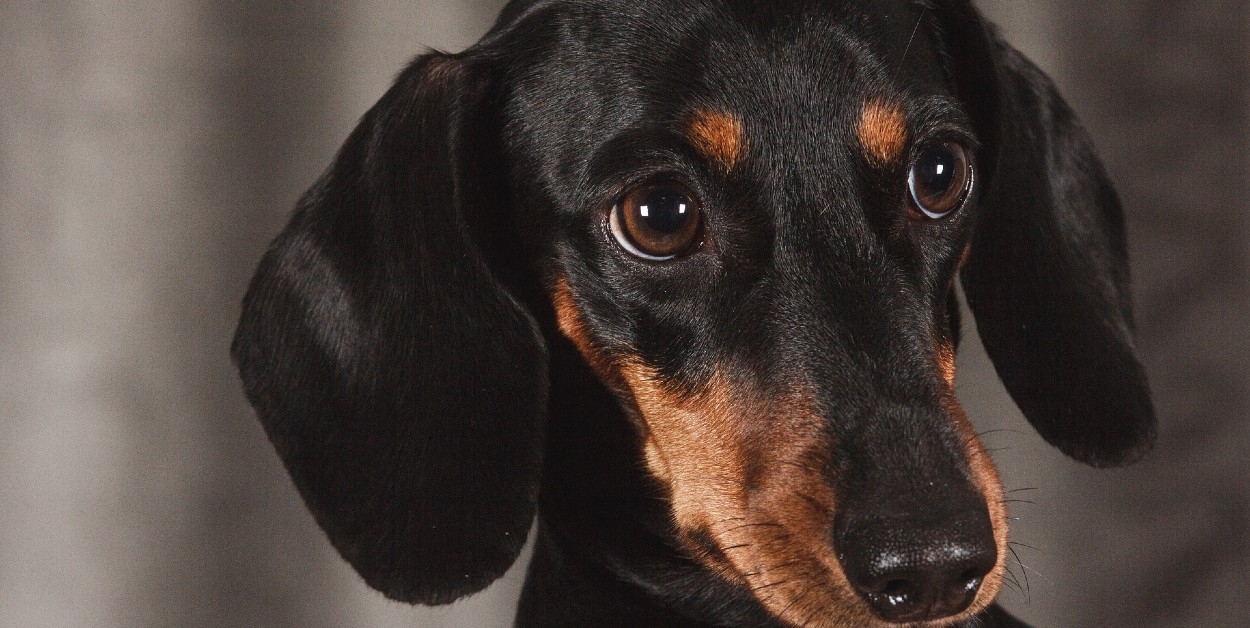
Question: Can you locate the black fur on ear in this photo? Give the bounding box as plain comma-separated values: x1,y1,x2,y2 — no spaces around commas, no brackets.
231,51,547,604
933,1,1157,467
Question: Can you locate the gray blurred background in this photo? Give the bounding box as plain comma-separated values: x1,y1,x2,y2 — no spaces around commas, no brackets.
1,1,1246,626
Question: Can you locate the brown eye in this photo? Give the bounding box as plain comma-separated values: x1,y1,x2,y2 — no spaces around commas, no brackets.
610,183,703,260
908,141,974,220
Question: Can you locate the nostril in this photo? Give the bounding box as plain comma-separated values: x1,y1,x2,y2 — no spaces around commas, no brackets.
956,567,985,595
868,578,919,616
843,554,991,623
939,565,990,613
866,578,917,610
879,579,910,598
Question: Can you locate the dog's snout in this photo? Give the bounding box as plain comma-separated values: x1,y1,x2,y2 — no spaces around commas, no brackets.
835,505,997,623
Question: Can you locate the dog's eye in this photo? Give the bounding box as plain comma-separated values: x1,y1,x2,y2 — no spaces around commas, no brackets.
908,141,974,220
610,183,703,260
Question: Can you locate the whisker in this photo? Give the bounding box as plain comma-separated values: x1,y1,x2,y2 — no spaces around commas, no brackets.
1012,552,1055,588
1008,541,1041,552
721,521,784,533
1003,579,1023,596
775,583,808,618
1001,566,1023,594
977,428,1025,438
1007,544,1032,600
752,579,791,592
777,460,815,472
747,559,804,579
965,605,988,628
800,601,822,628
755,570,814,608
757,533,793,549
896,6,928,75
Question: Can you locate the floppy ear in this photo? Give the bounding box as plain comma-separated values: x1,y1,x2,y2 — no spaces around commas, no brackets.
936,3,1157,467
231,53,547,604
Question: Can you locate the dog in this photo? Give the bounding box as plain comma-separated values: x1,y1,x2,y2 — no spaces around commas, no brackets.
232,1,1156,625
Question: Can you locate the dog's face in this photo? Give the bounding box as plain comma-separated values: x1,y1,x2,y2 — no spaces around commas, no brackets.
512,4,1001,623
233,1,1156,626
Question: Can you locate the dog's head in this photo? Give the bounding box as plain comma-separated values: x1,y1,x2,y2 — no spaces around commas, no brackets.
233,1,1155,625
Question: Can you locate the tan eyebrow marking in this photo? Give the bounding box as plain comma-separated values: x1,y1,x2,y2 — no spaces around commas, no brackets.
686,109,746,171
858,99,909,165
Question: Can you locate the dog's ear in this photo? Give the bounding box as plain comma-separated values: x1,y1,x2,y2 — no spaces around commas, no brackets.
231,53,546,604
934,3,1156,467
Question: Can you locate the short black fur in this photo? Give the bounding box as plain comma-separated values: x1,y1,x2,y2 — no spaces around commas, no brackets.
232,0,1154,625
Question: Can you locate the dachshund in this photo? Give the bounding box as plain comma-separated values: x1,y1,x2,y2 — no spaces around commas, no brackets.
232,0,1156,626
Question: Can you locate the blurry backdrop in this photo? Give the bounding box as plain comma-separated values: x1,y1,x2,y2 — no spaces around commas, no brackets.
1,1,1246,626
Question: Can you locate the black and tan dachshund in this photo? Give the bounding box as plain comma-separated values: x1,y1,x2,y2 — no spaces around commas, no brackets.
232,0,1156,625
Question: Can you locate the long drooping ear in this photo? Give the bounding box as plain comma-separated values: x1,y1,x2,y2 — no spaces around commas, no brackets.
231,53,547,604
935,2,1156,467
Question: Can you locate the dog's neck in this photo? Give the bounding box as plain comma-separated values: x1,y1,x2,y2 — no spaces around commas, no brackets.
517,523,720,626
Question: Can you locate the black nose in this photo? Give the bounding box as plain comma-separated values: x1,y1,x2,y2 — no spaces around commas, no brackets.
835,505,997,623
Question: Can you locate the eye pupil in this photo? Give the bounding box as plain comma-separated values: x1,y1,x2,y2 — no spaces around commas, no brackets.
637,188,691,235
909,141,973,220
611,183,703,260
919,145,956,194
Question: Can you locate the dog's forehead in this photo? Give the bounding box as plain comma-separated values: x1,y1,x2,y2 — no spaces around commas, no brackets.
502,0,954,198
528,0,946,83
598,1,933,92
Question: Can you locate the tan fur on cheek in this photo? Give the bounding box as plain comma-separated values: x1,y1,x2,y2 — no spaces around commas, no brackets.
547,278,922,626
686,109,746,171
628,377,876,627
620,366,747,530
858,99,908,165
550,277,627,391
